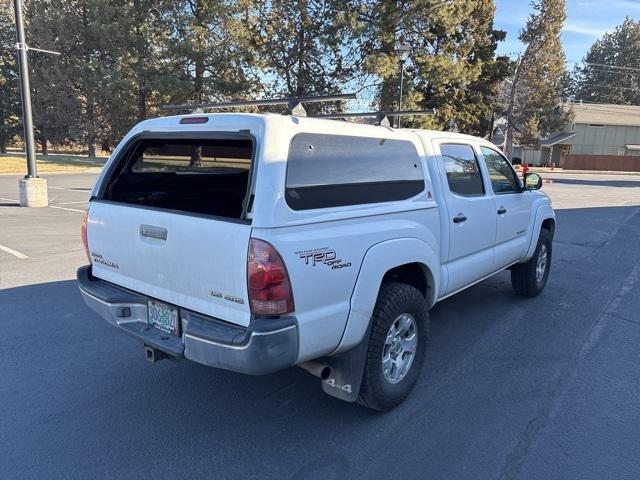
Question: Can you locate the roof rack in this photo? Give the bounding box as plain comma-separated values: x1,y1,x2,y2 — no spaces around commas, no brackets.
313,109,436,127
161,93,357,116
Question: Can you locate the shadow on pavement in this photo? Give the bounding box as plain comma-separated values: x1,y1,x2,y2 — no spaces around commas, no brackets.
549,178,640,188
2,205,639,479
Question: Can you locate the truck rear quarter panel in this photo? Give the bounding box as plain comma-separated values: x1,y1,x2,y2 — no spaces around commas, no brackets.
253,207,439,362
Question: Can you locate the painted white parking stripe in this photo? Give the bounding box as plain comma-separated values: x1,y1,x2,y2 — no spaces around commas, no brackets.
58,201,88,205
0,243,28,259
0,196,84,212
48,186,88,192
49,205,85,214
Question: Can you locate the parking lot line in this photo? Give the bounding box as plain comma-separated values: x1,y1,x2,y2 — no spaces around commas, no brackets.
0,197,84,213
48,186,89,192
0,243,28,259
58,201,88,205
49,205,85,214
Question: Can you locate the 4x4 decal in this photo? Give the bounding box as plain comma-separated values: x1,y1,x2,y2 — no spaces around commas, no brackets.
296,247,352,270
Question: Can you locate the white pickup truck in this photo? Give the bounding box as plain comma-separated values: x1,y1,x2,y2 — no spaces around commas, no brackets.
78,112,555,410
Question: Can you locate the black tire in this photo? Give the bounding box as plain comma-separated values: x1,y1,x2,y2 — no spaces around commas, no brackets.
357,281,429,411
511,228,552,297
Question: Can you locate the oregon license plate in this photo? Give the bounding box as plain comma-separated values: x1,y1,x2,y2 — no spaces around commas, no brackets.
148,300,179,335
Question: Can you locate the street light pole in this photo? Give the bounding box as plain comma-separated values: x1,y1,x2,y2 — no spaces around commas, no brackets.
13,0,49,207
394,42,411,128
398,60,406,128
13,0,37,178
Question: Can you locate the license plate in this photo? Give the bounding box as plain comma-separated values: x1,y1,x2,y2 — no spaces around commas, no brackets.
147,300,180,335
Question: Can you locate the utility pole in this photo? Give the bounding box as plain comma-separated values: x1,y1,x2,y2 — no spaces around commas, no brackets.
504,55,521,162
13,0,57,207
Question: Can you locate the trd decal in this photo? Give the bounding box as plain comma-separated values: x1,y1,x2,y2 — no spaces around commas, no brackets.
296,247,352,270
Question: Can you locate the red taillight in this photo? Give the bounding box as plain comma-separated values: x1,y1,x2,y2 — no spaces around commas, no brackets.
81,210,91,263
247,238,294,316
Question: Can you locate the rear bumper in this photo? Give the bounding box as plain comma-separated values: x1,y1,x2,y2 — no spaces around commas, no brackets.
76,266,298,375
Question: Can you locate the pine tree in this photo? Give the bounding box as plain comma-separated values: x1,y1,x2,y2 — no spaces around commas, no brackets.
0,1,21,153
356,0,509,134
26,0,83,154
164,0,258,105
244,0,359,114
572,18,640,105
508,0,572,151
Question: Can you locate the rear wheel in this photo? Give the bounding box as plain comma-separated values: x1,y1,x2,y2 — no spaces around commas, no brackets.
358,282,429,411
511,228,552,297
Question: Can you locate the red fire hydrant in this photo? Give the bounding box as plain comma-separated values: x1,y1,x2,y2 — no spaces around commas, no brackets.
522,163,530,182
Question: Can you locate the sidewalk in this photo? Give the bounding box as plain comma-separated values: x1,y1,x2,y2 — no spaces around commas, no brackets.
520,166,640,176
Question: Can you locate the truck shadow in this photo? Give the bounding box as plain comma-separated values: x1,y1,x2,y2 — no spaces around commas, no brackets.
3,205,638,478
0,273,547,479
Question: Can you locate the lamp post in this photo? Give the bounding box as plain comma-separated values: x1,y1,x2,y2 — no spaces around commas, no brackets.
12,0,59,207
394,42,411,128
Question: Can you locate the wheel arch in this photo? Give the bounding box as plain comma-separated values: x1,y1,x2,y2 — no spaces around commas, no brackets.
332,238,439,354
523,204,556,262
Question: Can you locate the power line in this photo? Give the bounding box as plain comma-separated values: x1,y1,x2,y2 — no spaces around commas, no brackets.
584,62,640,73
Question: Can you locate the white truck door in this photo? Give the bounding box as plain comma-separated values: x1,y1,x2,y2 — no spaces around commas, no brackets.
434,142,497,295
477,145,531,268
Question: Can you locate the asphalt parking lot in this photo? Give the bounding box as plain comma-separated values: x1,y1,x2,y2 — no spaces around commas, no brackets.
2,171,640,479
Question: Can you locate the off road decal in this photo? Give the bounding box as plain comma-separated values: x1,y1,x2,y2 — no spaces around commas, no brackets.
296,247,352,270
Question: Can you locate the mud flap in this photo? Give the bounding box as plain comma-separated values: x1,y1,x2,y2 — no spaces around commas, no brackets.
319,323,372,402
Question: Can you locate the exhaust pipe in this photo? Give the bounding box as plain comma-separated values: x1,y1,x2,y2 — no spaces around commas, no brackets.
144,346,167,363
298,361,331,380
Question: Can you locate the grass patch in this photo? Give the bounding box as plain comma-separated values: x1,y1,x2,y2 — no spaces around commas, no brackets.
0,153,108,174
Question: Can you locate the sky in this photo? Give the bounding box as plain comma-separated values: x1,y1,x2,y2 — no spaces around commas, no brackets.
494,0,640,67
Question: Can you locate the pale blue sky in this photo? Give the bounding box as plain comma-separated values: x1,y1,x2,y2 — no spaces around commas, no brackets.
494,0,640,66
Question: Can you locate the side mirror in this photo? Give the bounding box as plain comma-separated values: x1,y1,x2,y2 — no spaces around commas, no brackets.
524,173,543,190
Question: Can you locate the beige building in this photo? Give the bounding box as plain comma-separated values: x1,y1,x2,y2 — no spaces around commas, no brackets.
521,103,640,168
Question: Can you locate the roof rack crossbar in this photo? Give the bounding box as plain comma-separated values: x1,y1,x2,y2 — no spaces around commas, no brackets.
313,109,436,127
161,93,357,116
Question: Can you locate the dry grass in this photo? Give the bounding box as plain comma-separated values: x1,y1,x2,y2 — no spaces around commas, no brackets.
0,153,108,174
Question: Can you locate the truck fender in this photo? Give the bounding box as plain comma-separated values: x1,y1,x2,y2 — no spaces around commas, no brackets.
523,204,556,262
316,238,439,402
337,237,439,354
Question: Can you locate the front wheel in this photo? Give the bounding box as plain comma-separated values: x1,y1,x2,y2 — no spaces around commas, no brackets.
357,282,429,411
511,228,552,297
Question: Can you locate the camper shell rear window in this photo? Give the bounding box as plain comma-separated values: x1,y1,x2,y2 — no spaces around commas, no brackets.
98,133,255,220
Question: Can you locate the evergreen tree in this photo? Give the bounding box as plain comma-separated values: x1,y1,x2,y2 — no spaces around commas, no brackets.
164,0,258,105
356,0,509,134
247,0,360,111
26,0,83,154
0,1,21,153
509,0,572,150
572,18,640,105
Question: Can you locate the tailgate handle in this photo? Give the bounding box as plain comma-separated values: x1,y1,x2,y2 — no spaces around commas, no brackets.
140,225,167,241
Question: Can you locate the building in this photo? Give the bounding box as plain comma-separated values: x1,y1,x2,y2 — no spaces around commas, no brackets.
523,102,640,170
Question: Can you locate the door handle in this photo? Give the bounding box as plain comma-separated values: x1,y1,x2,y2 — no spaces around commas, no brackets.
453,215,467,224
497,207,507,215
140,225,167,240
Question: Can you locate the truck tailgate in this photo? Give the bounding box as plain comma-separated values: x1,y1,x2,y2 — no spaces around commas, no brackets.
87,201,252,327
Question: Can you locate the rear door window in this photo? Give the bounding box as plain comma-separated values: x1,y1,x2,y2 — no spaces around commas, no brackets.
285,133,425,210
439,144,485,196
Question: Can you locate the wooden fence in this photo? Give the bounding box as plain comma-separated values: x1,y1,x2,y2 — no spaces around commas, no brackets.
564,154,640,172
